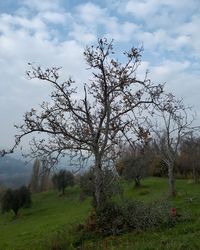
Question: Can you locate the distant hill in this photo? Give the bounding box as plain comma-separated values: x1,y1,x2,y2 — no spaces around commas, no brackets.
0,155,31,188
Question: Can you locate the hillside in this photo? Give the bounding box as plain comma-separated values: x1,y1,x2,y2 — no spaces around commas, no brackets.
0,156,31,188
0,178,199,249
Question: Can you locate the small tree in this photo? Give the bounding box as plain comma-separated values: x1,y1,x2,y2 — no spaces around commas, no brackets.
116,145,148,187
152,94,193,197
18,186,32,208
29,158,51,193
1,189,13,214
1,186,32,216
52,170,74,195
40,159,51,192
29,158,40,193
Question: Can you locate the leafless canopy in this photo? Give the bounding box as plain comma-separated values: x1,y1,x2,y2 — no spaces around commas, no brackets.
1,38,165,170
150,92,195,196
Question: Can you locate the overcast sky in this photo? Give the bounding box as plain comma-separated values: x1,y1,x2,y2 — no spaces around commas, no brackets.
0,0,200,150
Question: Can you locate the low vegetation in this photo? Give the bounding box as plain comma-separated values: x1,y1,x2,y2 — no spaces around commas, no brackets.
0,177,199,249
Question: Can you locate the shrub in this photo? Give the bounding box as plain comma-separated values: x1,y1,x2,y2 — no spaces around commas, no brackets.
82,199,180,237
122,200,171,231
95,202,125,235
1,186,32,216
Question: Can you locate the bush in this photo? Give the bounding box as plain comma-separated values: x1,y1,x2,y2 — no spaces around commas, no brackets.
122,200,171,231
82,199,180,237
1,186,32,216
95,202,125,235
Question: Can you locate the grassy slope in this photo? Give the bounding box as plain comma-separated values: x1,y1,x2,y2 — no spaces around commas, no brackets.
0,178,200,249
0,187,91,250
84,178,200,249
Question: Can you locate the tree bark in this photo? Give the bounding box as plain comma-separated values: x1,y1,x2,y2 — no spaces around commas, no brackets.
193,166,198,184
94,155,105,210
168,161,176,197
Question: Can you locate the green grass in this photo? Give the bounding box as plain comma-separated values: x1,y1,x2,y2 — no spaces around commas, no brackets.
0,178,200,249
0,186,91,249
84,178,200,249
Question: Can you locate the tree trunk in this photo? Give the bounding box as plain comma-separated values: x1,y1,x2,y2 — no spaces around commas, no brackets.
168,161,176,197
193,166,198,184
134,176,141,188
13,208,19,217
94,156,105,210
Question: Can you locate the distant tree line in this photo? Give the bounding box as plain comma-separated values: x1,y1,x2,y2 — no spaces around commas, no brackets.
29,158,52,193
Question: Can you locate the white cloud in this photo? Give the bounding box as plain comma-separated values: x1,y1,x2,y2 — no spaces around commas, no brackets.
124,0,199,20
0,10,88,148
179,15,200,58
69,23,96,43
136,29,191,52
40,11,68,24
105,19,138,42
21,0,61,11
0,13,46,33
125,0,159,18
0,0,200,148
76,2,106,24
150,60,190,82
73,2,139,43
113,0,199,64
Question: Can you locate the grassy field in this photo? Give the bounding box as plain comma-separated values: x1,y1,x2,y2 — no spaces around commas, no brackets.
0,178,200,249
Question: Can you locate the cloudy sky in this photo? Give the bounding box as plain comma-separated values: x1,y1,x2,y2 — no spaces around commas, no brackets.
0,0,200,150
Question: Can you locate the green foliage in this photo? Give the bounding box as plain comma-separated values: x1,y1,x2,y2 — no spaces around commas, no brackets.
82,199,177,238
121,200,172,230
1,186,32,216
52,170,74,195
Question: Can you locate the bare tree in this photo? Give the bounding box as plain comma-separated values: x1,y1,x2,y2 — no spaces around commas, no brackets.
152,94,193,196
1,38,167,209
